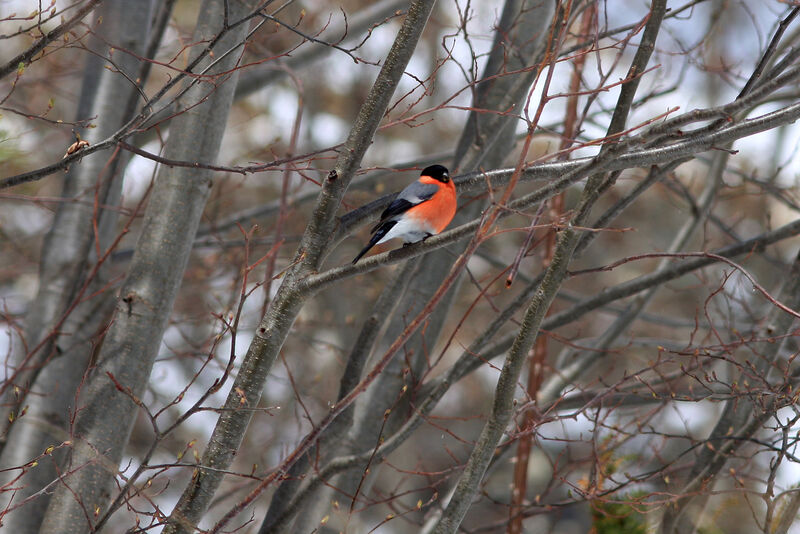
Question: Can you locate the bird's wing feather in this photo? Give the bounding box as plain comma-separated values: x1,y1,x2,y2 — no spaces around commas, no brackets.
375,181,439,229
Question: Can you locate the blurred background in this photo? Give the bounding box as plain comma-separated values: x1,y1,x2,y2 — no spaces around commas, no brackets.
2,0,800,532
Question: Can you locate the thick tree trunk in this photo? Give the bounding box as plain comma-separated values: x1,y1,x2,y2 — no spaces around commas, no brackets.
0,3,152,532
36,1,255,532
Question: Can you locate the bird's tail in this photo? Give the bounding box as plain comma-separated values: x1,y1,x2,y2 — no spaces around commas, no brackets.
352,221,396,264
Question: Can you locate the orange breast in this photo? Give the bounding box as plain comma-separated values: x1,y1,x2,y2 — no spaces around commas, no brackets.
407,177,457,234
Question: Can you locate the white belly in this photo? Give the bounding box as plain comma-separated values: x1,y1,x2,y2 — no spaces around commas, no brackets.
376,217,434,245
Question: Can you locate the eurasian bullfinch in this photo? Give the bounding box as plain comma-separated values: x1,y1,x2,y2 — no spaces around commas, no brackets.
352,164,457,263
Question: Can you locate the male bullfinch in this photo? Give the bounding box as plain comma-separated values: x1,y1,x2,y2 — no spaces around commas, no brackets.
352,164,457,264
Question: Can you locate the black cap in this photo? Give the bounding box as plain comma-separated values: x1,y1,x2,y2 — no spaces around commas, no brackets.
421,164,450,182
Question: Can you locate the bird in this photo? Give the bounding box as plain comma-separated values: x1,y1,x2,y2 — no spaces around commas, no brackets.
352,164,457,264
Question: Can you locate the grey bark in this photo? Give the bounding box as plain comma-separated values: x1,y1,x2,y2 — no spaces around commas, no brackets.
431,0,668,530
0,1,149,430
162,2,438,532
293,3,559,530
0,3,152,532
35,1,255,532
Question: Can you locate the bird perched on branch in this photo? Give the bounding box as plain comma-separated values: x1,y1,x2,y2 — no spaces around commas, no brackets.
352,164,457,264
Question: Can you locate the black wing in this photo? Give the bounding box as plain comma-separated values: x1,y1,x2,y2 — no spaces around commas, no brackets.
372,197,412,232
372,181,438,232
353,220,397,264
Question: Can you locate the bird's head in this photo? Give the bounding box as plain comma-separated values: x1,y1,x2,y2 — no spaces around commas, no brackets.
421,164,450,183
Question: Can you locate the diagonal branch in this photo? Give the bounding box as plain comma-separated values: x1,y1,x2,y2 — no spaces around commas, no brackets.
162,2,439,532
0,0,103,80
